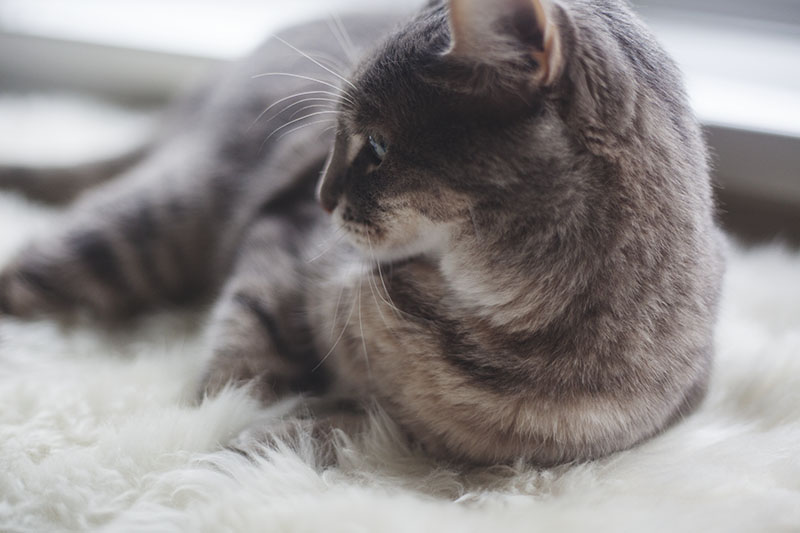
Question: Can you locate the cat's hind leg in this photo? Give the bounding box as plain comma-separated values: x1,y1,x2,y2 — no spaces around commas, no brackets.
0,145,149,205
0,143,226,319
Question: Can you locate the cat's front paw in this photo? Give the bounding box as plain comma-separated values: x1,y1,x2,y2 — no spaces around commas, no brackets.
197,350,281,405
228,399,366,467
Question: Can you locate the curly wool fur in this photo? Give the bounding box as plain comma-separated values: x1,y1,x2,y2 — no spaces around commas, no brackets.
0,96,799,533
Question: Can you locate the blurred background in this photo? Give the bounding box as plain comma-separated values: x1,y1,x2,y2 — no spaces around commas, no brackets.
0,0,798,243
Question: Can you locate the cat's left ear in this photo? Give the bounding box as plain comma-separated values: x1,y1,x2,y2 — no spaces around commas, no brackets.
444,0,563,85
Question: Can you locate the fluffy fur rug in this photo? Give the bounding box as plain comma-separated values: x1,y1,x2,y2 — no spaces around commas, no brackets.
1,96,799,533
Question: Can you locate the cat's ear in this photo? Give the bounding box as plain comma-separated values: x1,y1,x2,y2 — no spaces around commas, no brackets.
444,0,563,85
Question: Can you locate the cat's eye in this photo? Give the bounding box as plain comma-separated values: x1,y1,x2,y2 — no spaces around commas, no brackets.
368,135,388,163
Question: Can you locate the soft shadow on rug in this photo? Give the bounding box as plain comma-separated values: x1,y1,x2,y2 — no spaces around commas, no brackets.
0,96,798,533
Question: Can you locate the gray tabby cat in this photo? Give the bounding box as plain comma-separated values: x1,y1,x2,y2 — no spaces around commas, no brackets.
0,0,724,465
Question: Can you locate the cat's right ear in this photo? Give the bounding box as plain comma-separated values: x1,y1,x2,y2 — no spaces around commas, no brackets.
444,0,564,86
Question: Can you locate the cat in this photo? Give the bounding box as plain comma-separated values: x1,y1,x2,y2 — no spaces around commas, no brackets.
0,0,724,466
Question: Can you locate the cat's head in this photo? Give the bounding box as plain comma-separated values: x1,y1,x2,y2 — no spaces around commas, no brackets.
317,0,652,261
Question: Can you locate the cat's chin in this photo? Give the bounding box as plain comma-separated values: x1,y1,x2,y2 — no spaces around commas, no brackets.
359,237,444,263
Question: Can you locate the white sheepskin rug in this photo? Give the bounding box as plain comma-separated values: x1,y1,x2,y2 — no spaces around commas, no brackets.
1,96,799,533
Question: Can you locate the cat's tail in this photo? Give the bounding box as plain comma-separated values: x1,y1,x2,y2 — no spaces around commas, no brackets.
0,146,149,205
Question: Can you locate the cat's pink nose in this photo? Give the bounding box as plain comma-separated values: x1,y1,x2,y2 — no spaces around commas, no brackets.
317,149,345,214
317,180,340,214
319,193,337,214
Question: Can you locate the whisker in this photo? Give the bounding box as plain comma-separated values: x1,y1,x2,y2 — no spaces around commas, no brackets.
357,264,372,377
288,103,337,121
251,73,354,101
271,34,357,91
327,18,356,65
274,118,337,143
306,229,346,264
366,238,394,332
331,14,357,63
369,235,403,318
265,110,340,143
313,274,358,372
330,276,346,340
282,96,342,112
249,90,348,131
270,96,343,124
317,125,338,142
303,48,350,72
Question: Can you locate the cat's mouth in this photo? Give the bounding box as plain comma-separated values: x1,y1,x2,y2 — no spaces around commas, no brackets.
341,220,382,247
333,201,450,262
333,205,385,254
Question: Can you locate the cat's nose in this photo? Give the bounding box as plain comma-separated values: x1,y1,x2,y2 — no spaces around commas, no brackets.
317,180,339,214
317,165,344,214
318,136,348,214
321,199,336,214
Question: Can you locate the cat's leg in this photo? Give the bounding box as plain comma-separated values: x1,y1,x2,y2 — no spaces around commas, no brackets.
230,397,367,466
200,196,330,404
0,144,228,318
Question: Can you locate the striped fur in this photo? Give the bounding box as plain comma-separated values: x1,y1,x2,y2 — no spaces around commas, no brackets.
0,1,723,465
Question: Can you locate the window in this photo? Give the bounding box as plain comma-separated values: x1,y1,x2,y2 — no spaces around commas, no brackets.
633,0,800,26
